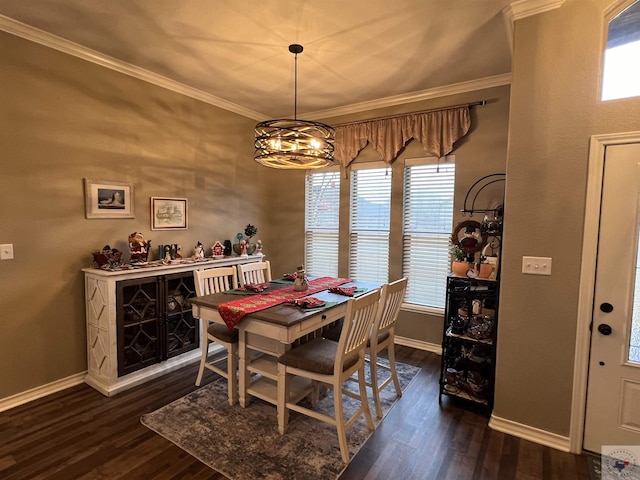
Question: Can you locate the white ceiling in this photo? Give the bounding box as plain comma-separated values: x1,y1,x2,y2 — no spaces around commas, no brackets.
0,0,517,120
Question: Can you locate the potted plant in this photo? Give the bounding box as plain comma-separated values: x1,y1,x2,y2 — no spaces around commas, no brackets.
244,224,258,254
477,254,493,279
231,225,259,255
449,242,469,277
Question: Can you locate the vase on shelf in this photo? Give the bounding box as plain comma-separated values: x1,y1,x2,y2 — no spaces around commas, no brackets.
452,261,470,277
478,263,493,279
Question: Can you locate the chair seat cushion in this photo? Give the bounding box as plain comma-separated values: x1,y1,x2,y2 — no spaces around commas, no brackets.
368,330,390,347
208,323,239,343
278,338,359,375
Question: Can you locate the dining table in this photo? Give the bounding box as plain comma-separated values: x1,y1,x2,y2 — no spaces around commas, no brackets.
189,277,380,408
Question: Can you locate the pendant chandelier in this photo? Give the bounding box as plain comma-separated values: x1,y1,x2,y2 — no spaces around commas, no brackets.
254,44,335,169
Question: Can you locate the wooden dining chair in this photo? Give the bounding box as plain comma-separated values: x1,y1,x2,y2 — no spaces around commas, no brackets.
366,277,408,418
193,266,239,405
276,289,380,463
237,260,272,286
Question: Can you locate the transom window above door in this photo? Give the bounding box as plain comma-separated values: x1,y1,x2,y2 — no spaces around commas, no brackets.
602,0,640,101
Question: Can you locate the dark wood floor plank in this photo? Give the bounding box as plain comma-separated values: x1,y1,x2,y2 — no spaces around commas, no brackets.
514,439,545,480
0,345,592,479
473,424,503,479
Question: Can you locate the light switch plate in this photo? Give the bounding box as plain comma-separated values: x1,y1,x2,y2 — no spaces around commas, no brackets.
0,244,14,260
522,256,551,275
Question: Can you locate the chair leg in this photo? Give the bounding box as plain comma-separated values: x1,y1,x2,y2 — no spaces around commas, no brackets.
310,380,320,408
333,378,350,463
227,343,238,406
358,365,375,431
195,322,209,387
277,363,290,435
369,351,383,419
388,344,402,398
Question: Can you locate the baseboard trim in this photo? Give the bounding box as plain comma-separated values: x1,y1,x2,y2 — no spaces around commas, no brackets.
85,348,207,397
0,372,86,413
395,336,442,355
489,414,571,452
1,347,212,411
0,340,433,412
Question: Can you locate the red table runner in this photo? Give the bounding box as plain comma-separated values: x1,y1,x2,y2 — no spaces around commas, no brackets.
217,277,350,328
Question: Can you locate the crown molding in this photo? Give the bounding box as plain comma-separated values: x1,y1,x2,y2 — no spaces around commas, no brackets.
304,73,512,121
504,0,566,22
0,13,511,123
502,6,515,53
0,14,268,121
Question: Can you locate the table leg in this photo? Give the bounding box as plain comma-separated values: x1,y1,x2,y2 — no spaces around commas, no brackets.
239,328,250,407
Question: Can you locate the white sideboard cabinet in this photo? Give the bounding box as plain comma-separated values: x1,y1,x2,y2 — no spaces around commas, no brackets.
82,255,264,396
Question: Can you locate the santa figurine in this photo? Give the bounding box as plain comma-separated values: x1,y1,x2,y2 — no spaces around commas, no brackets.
128,232,150,264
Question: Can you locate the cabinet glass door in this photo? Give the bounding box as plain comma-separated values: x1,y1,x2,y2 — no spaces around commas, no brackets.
117,278,161,376
165,272,198,358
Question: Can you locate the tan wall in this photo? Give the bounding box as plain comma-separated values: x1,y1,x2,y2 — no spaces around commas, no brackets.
495,0,640,437
0,32,263,399
5,0,639,445
0,33,510,402
266,85,511,347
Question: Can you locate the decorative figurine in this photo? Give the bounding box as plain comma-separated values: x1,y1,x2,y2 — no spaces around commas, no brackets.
174,244,182,259
233,232,244,255
211,241,224,258
128,232,150,264
460,226,479,262
239,239,248,257
293,264,309,292
223,239,232,256
255,239,263,255
194,241,205,259
163,245,172,263
91,245,122,268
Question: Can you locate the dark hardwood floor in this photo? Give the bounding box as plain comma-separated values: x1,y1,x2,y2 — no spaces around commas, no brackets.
0,346,591,479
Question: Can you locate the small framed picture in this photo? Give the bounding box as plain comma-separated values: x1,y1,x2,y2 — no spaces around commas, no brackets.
151,197,188,230
84,179,134,219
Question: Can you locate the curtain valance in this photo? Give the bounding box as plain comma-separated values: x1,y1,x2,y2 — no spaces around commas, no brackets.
334,105,471,167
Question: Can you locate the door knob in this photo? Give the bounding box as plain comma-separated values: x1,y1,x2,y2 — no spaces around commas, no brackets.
600,302,614,313
597,323,612,335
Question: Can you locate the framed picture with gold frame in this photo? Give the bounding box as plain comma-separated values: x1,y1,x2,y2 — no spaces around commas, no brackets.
84,179,134,219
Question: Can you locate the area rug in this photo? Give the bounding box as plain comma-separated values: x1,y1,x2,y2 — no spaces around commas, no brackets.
141,359,420,480
586,453,601,480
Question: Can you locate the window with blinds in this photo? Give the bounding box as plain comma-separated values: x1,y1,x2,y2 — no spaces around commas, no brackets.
305,169,340,277
349,164,391,283
402,157,455,308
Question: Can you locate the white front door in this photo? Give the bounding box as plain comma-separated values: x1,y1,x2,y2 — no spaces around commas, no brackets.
584,143,640,452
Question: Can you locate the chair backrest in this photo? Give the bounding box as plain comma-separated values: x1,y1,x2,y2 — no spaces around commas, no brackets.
335,289,381,374
237,260,272,286
372,277,408,338
194,266,238,297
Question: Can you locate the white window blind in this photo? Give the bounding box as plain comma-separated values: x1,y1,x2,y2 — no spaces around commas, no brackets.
349,164,391,283
305,169,340,277
402,157,455,308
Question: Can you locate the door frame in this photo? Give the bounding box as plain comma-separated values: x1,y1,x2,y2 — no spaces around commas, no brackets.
572,131,640,453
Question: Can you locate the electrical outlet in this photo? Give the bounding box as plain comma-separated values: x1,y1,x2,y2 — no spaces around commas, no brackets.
522,256,551,275
0,244,14,260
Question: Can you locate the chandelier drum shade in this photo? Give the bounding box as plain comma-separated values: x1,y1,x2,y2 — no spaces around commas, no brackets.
254,44,335,169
